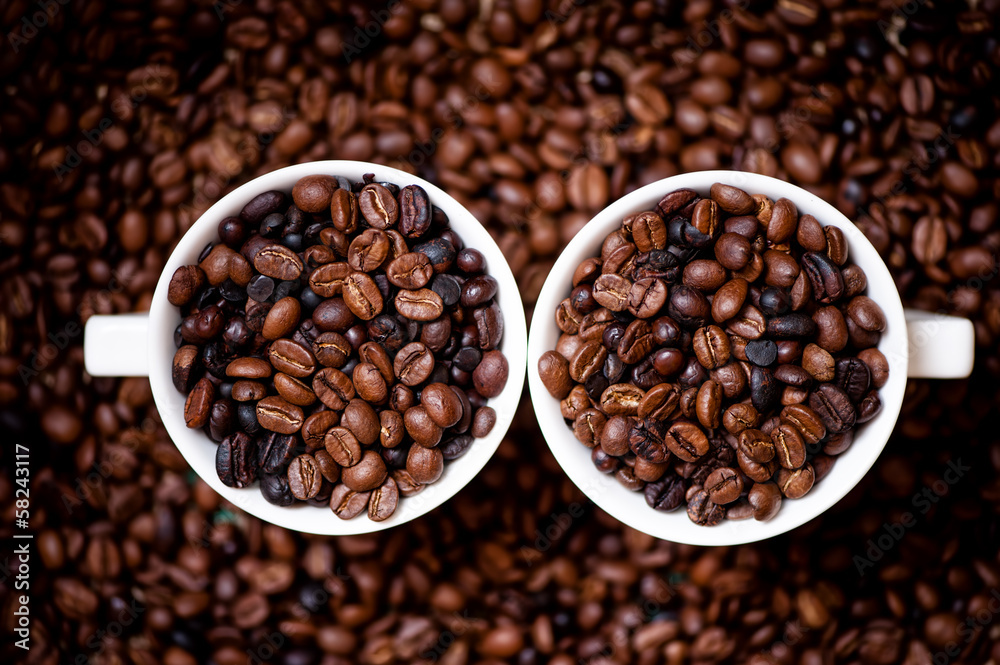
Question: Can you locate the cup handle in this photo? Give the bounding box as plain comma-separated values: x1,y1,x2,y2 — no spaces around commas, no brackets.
84,313,150,377
904,309,974,379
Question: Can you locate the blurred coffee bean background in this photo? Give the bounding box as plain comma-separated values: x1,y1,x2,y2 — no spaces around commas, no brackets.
2,1,1000,663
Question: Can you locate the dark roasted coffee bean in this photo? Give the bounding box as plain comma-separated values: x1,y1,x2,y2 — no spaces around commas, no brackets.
776,464,815,499
209,399,236,442
668,285,710,329
172,345,200,393
413,237,456,273
168,266,207,307
645,476,686,511
474,301,504,350
748,482,782,521
367,477,399,521
341,450,387,492
260,473,295,506
723,403,760,435
629,417,670,463
801,252,844,303
750,366,781,413
808,383,856,433
767,313,817,338
745,339,778,366
857,390,882,423
441,434,474,460
240,190,286,225
687,489,725,526
287,454,323,500
835,358,872,402
217,432,257,488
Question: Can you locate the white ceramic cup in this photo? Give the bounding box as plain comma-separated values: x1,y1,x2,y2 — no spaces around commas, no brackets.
84,161,527,535
527,170,974,547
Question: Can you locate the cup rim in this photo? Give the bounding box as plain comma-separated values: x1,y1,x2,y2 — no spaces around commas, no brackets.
527,170,908,546
149,160,527,535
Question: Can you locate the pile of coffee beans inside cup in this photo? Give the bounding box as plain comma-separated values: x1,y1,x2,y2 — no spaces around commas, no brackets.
169,173,508,521
539,184,889,525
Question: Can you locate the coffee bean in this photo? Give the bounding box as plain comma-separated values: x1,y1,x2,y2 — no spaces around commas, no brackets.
172,345,200,393
683,259,727,292
274,373,316,406
232,380,267,402
240,191,286,225
474,301,504,350
748,482,782,521
260,473,295,506
710,183,755,215
846,295,887,332
808,383,857,433
405,405,443,447
292,175,339,213
802,343,835,382
184,378,215,429
254,244,303,281
262,297,301,340
268,338,316,378
217,432,258,488
347,229,390,272
367,477,399,521
714,233,752,271
593,274,632,312
255,396,304,434
343,272,384,321
750,366,781,413
358,183,399,229
353,362,387,404
341,450,387,492
858,348,890,389
712,278,748,323
631,211,668,252
695,380,722,429
407,444,444,484
168,266,207,306
723,403,760,435
645,476,686,511
665,420,709,462
776,464,815,499
421,383,463,428
394,288,444,321
471,407,496,438
801,252,844,303
745,339,777,367
835,358,871,402
857,390,882,423
705,467,743,504
329,484,370,519
687,489,725,526
287,454,323,500
771,421,806,469
825,227,848,265
693,325,730,369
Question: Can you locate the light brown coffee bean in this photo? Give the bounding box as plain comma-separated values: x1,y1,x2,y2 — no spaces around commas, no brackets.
274,373,317,406
330,188,358,234
313,368,356,410
268,338,317,378
692,325,731,369
353,362,387,404
395,288,444,321
593,274,632,312
324,427,362,467
368,477,399,522
309,262,351,298
710,183,756,215
386,252,434,289
600,383,645,416
343,272,383,321
347,228,390,272
406,444,444,484
262,297,301,340
256,396,304,434
254,244,303,281
665,420,710,462
723,402,760,434
712,278,748,323
802,343,835,381
303,411,340,452
358,183,399,229
394,342,435,386
329,484,370,520
184,378,215,429
227,357,272,379
404,405,443,447
341,450,387,492
696,380,722,429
